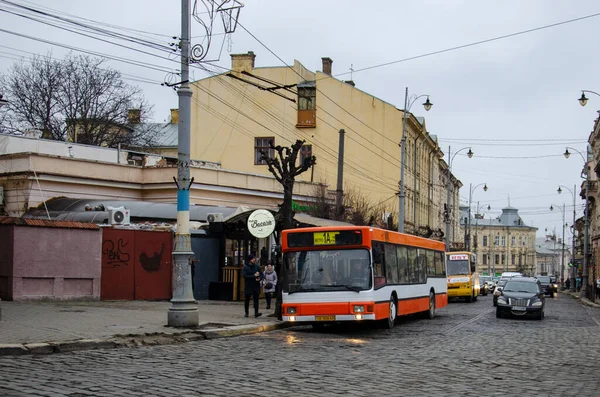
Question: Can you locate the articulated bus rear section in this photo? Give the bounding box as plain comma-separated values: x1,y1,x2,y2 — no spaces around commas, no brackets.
281,226,448,329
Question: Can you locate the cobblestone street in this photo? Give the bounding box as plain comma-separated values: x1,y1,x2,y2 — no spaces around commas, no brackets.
2,293,599,396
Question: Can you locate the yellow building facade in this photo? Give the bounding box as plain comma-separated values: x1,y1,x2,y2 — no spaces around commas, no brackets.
189,52,461,239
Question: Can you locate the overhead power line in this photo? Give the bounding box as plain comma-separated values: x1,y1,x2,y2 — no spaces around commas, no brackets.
328,11,600,79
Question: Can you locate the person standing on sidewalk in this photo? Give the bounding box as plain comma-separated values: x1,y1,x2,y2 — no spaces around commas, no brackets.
262,263,277,310
243,254,262,318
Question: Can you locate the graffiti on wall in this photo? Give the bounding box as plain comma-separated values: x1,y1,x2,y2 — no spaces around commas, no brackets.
139,244,164,272
102,238,131,267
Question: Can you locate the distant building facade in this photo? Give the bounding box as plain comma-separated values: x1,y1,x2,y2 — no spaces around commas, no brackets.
460,206,538,276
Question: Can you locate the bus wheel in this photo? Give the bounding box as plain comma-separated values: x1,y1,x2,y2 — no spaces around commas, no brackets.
466,295,472,303
426,292,436,319
381,296,397,329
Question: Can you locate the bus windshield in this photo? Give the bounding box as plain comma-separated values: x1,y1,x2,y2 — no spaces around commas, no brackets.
283,249,371,293
446,260,470,276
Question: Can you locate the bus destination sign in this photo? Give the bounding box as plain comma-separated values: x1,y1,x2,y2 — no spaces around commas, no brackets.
449,254,469,261
313,232,339,245
287,230,363,248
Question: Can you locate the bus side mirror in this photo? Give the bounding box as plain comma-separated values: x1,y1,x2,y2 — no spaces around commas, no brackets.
471,265,476,273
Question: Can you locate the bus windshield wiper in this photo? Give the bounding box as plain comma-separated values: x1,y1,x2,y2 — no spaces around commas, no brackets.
320,284,361,292
288,287,317,295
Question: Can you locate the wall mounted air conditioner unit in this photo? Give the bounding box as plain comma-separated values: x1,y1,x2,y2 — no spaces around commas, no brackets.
107,206,130,225
206,213,224,223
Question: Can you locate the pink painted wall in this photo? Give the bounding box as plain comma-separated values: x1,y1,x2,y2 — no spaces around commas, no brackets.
6,225,102,300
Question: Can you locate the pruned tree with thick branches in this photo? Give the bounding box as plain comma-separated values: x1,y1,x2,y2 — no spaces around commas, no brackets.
261,139,316,320
0,53,158,148
261,139,316,230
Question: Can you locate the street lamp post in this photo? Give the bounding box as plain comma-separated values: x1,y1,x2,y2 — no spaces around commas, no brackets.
564,147,590,298
467,183,488,251
399,87,432,233
558,184,578,292
445,146,473,251
550,204,567,287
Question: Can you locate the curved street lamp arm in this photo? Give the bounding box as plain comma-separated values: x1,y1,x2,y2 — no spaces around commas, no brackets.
406,93,431,111
450,146,473,168
582,90,600,97
558,184,575,196
564,146,587,163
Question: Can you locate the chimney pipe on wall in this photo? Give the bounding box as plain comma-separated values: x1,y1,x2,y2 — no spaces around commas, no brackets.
322,57,333,76
231,51,256,73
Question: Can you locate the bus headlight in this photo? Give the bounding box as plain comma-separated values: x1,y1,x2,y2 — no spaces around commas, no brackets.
287,307,297,314
289,316,296,321
355,314,363,320
353,305,365,313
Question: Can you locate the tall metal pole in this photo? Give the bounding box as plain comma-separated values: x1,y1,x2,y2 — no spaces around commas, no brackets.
474,201,479,261
168,0,199,327
561,203,565,286
335,129,345,217
399,87,408,232
445,145,451,251
467,183,472,251
571,184,576,292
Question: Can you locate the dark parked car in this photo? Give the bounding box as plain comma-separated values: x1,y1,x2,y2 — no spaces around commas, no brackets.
536,276,557,296
496,277,545,320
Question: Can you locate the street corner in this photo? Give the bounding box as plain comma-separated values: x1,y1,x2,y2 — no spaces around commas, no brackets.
199,320,292,340
0,344,29,356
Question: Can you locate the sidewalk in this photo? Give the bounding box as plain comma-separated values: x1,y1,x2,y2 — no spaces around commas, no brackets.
559,289,600,308
0,299,288,356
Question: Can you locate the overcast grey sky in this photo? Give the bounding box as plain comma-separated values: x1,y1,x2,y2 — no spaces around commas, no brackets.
1,0,599,240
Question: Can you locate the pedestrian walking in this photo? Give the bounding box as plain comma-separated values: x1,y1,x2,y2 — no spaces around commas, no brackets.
262,262,277,310
565,278,571,290
595,277,600,300
243,254,263,318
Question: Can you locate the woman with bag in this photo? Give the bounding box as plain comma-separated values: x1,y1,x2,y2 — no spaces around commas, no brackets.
262,262,277,310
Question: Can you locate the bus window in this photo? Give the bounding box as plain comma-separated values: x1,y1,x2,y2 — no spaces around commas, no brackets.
434,251,445,276
407,247,418,283
373,241,386,288
384,243,399,284
397,246,408,284
417,250,427,283
426,250,435,275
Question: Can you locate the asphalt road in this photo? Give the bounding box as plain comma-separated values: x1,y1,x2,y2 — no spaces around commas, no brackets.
2,293,599,397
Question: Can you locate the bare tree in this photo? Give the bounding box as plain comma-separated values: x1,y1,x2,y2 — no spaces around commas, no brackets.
306,180,334,220
261,139,316,320
0,53,157,148
261,139,316,229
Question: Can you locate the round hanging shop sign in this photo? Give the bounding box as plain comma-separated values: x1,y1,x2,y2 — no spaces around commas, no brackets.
247,209,276,238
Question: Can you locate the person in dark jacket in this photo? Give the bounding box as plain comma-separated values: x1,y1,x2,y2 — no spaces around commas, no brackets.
243,254,262,318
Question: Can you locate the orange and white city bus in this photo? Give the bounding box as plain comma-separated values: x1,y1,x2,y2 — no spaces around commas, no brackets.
281,226,448,329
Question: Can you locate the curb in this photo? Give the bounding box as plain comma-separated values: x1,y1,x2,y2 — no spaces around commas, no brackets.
559,290,600,308
0,321,292,357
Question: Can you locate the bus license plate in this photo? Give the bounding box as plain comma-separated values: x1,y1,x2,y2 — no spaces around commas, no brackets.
512,306,526,311
315,315,335,321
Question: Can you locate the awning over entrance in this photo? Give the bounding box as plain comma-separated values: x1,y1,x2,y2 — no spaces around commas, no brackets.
224,209,354,228
293,213,354,227
23,197,238,223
